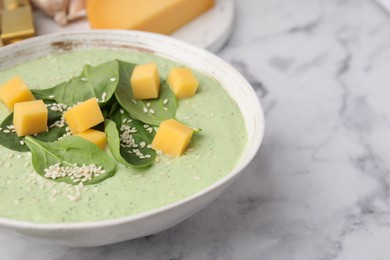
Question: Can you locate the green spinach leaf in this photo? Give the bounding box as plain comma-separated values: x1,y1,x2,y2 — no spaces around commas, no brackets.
105,108,156,167
25,136,116,185
115,60,177,126
32,60,119,107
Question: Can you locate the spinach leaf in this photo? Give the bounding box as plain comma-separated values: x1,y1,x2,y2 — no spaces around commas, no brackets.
0,100,68,152
105,108,156,167
25,136,116,185
32,60,119,107
115,60,177,126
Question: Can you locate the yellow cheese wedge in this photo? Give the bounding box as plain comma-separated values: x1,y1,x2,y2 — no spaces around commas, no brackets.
87,0,215,34
0,76,35,111
13,100,48,137
167,67,199,99
63,98,104,134
151,119,193,156
130,63,160,100
76,129,107,150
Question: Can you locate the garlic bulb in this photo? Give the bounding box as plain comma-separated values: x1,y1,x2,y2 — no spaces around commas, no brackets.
31,0,86,25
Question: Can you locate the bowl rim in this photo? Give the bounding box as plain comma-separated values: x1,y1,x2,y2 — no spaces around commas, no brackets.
0,30,265,231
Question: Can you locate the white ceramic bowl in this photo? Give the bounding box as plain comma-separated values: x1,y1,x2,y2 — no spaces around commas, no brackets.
0,31,264,247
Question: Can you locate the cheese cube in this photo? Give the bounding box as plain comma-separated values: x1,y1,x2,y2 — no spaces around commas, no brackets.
130,63,160,100
0,76,35,111
87,0,215,35
13,100,48,137
76,129,107,150
63,98,104,134
167,68,199,99
151,119,193,156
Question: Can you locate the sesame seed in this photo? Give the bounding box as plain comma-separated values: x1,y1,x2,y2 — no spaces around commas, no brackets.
110,77,116,82
149,109,155,114
163,107,168,111
163,99,168,105
132,99,137,104
143,107,148,113
146,102,151,107
49,95,55,98
20,140,25,145
81,77,87,82
120,109,124,114
43,163,106,184
16,154,22,159
3,130,10,133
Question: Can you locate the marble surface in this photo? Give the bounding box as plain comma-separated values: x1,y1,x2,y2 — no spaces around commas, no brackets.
2,0,390,259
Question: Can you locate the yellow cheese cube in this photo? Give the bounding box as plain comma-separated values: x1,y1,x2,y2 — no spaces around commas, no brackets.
13,100,48,137
76,129,107,150
0,76,35,111
63,98,104,134
87,0,215,35
130,63,160,100
167,68,199,99
151,119,193,156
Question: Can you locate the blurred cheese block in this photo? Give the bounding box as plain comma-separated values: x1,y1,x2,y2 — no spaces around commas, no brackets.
86,0,215,34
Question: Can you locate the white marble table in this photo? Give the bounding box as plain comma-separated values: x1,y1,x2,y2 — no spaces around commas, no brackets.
2,0,390,259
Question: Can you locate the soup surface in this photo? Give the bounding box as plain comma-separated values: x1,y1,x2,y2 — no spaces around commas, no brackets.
0,50,246,223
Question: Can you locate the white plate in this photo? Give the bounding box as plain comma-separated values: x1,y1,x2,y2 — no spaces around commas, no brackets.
33,0,234,53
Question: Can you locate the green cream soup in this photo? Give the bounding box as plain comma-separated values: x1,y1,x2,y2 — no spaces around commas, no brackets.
0,50,246,223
